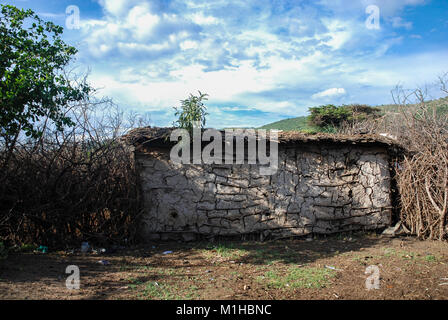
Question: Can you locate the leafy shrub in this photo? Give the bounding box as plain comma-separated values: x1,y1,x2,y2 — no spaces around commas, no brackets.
173,91,209,133
308,104,381,130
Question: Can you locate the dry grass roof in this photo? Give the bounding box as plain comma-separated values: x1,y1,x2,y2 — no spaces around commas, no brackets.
123,126,405,155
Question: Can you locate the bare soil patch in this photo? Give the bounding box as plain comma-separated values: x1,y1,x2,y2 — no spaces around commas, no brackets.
1,233,447,300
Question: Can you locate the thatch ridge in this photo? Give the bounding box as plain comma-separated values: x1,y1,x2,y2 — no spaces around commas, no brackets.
123,126,406,155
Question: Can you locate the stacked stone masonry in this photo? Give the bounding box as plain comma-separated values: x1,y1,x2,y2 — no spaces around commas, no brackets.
136,143,392,241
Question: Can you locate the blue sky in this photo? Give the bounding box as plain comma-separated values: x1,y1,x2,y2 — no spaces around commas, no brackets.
3,0,448,128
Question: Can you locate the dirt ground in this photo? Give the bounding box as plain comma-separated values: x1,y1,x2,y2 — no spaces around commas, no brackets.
1,232,447,300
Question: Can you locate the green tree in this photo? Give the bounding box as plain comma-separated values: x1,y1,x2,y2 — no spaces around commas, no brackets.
346,104,381,123
308,104,380,130
308,104,351,128
0,4,91,141
173,91,208,132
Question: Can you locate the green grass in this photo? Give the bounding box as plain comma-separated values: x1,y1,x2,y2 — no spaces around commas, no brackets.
136,279,199,300
140,281,175,300
126,267,199,300
424,255,437,262
120,264,155,272
258,266,335,289
200,243,249,260
259,116,320,132
252,248,298,265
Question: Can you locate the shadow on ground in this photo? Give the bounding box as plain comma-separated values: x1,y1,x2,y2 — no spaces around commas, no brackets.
0,232,424,299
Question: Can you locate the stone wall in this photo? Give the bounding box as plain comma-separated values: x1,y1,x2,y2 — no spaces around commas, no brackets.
136,143,392,241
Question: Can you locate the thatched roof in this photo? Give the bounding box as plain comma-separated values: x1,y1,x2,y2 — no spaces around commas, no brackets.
123,126,405,155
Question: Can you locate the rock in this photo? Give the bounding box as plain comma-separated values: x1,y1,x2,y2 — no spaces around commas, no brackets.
217,184,241,194
382,221,410,237
137,145,394,240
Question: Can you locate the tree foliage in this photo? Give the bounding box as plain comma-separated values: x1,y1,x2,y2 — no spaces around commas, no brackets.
0,4,91,139
308,104,381,129
173,91,209,132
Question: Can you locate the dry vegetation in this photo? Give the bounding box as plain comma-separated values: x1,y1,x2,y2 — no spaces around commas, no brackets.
0,95,150,247
341,74,448,240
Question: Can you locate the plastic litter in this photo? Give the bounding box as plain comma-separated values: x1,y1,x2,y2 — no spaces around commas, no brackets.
92,248,106,255
81,242,90,253
98,260,110,265
325,265,343,271
37,245,48,253
162,250,173,255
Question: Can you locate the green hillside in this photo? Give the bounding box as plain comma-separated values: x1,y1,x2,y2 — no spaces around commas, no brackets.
259,97,448,132
378,97,448,115
259,116,319,132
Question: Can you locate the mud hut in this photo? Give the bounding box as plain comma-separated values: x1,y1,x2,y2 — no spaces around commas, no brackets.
124,127,403,241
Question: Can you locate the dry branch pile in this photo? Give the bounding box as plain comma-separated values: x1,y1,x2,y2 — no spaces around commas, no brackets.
395,107,448,240
0,101,147,247
341,76,448,240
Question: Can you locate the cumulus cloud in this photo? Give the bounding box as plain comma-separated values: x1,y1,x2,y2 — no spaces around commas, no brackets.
67,0,445,128
312,88,347,99
97,0,139,17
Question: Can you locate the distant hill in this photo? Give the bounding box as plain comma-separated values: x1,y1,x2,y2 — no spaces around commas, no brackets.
377,97,448,115
259,116,319,132
259,97,448,132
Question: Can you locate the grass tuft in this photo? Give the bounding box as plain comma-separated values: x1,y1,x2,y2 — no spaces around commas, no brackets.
259,266,335,289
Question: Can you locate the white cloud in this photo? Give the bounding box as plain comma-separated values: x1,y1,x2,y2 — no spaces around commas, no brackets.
320,19,354,50
82,2,184,58
312,88,347,99
98,0,139,16
391,17,413,29
180,40,199,50
71,0,446,128
188,12,220,25
126,4,160,39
